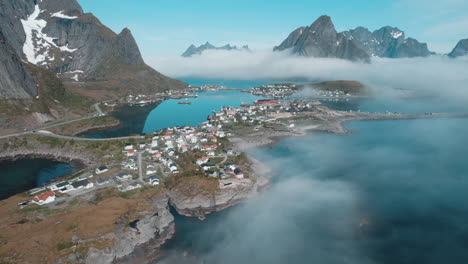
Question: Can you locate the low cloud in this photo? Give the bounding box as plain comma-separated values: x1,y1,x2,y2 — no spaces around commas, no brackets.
150,50,468,99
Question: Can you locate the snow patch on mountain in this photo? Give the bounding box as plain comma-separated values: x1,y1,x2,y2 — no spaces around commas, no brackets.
21,5,56,64
51,11,78,19
391,30,403,39
21,5,78,65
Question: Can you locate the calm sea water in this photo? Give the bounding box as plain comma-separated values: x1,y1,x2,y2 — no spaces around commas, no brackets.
142,89,259,133
0,159,74,200
159,117,468,264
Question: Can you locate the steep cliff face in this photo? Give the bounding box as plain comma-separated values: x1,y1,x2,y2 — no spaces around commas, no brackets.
0,0,186,100
0,29,37,98
273,16,370,62
449,39,468,58
342,26,432,58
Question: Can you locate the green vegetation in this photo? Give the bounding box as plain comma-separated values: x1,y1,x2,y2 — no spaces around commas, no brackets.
56,241,75,251
298,80,365,95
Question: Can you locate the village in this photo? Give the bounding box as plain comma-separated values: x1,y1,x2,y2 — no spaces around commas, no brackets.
18,93,408,209
249,83,298,98
20,118,249,208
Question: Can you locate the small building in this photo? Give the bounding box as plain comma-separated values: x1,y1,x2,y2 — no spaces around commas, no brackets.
206,170,218,177
196,157,209,165
119,182,142,192
49,181,71,191
95,166,109,175
149,175,160,185
116,173,133,182
32,191,56,205
234,168,244,179
124,143,134,151
77,172,93,181
72,179,94,190
96,178,111,185
201,163,216,171
139,142,146,149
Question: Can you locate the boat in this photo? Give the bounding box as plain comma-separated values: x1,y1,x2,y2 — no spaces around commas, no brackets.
178,101,192,105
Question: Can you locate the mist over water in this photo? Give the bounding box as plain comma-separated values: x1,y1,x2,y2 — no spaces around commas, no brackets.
159,116,468,264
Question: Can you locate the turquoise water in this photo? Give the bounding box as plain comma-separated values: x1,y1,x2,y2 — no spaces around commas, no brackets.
0,159,75,200
160,117,468,264
142,89,259,133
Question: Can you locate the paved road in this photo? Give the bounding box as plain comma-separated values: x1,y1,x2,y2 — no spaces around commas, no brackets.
0,130,144,141
93,103,104,116
138,152,144,183
214,154,228,165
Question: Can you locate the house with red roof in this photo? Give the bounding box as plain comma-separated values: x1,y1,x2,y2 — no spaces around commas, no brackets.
32,191,56,205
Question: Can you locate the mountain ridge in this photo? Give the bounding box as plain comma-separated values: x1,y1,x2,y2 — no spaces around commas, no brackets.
182,42,250,57
274,15,433,61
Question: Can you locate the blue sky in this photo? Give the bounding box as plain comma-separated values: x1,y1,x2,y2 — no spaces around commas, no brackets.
79,0,467,58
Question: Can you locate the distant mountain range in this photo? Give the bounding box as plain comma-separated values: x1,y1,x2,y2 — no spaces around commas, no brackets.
274,15,434,61
182,42,250,57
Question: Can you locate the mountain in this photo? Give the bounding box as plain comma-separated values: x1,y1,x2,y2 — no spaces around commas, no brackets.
0,0,186,100
273,16,371,62
274,16,433,61
341,26,433,58
448,39,468,58
182,42,250,57
0,0,187,131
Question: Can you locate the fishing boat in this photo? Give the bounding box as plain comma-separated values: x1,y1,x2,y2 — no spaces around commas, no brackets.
178,101,192,105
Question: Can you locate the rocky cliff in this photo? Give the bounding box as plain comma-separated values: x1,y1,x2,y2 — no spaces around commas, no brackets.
449,38,468,58
0,0,186,100
182,41,250,57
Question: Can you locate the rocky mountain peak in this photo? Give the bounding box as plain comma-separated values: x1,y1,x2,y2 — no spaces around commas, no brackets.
0,0,186,100
274,15,370,62
39,0,83,16
449,38,468,58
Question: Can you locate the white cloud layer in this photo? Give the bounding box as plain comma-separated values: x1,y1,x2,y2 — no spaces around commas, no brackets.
150,50,468,99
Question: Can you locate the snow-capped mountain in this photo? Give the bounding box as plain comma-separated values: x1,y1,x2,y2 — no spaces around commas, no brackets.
0,0,185,99
274,15,433,61
341,26,433,58
273,16,370,62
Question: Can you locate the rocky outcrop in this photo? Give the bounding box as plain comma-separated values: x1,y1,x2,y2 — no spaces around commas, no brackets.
182,42,250,57
274,16,370,62
83,195,174,264
167,157,271,219
0,142,97,167
449,38,468,58
341,26,433,58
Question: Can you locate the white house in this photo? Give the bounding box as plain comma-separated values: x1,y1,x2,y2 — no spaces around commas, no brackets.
116,173,133,182
196,157,209,166
95,166,109,175
149,176,160,185
124,144,134,151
